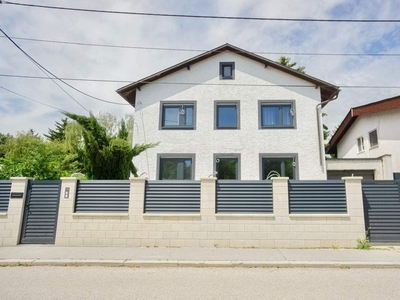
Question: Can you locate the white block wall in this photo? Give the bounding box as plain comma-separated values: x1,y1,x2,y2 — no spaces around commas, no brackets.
53,177,366,248
132,51,326,180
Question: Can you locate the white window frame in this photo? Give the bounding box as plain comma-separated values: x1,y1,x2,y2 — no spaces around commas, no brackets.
357,136,365,153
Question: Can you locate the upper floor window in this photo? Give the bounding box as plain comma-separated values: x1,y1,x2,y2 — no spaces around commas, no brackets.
259,101,295,129
357,136,365,153
369,129,378,148
220,62,235,79
215,101,240,129
160,102,196,130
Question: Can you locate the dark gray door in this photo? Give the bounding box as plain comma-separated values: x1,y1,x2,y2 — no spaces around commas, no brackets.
20,180,61,244
362,180,400,243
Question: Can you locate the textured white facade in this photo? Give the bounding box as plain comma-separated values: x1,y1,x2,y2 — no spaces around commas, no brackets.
337,108,400,173
133,51,325,180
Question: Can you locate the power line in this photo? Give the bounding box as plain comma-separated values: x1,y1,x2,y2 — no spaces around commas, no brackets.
0,84,66,112
1,74,400,89
2,1,399,23
0,35,398,57
0,28,129,106
0,28,90,113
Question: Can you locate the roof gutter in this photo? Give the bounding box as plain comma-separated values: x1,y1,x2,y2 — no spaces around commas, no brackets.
316,89,340,175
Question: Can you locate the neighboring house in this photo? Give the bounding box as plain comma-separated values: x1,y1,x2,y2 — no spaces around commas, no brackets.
117,44,340,180
326,95,400,180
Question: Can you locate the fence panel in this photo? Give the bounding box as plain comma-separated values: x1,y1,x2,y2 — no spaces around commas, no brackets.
0,180,11,212
145,181,201,213
216,180,273,214
75,180,130,213
289,180,347,214
362,180,400,243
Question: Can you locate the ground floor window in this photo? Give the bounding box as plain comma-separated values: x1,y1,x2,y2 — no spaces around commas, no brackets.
215,154,240,180
260,154,297,179
158,155,195,180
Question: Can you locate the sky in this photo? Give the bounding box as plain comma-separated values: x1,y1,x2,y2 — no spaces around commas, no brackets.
0,0,399,138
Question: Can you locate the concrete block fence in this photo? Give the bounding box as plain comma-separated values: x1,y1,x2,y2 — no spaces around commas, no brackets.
0,177,366,248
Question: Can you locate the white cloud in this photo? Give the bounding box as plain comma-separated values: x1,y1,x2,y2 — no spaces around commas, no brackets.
0,0,399,136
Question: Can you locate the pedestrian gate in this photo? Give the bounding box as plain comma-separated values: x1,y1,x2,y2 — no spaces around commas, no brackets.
362,180,400,243
20,180,61,244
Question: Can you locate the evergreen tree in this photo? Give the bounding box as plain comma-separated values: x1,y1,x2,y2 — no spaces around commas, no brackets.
277,56,306,74
44,118,69,141
64,112,157,179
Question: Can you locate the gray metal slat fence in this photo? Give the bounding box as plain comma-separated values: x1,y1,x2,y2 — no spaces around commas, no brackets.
75,180,130,213
289,180,347,214
145,181,201,213
0,180,11,212
216,180,273,214
362,180,400,243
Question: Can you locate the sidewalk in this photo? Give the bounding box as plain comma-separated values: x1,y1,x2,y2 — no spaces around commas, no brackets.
1,245,400,268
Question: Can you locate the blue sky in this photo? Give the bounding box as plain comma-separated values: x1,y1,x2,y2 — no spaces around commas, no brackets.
0,0,399,137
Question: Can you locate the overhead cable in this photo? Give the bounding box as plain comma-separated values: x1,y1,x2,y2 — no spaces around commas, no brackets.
2,1,399,23
0,28,129,106
0,35,398,57
1,74,399,89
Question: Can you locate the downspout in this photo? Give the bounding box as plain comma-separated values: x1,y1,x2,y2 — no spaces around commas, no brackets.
316,89,340,175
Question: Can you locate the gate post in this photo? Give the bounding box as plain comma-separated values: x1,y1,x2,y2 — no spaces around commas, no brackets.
200,177,217,217
129,177,147,216
342,176,366,239
55,177,78,245
0,177,32,245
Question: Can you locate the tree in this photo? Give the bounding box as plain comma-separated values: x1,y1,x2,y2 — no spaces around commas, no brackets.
63,112,157,179
277,56,306,74
44,118,69,141
0,132,74,179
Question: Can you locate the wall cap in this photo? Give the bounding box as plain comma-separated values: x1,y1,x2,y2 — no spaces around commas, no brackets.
72,213,129,218
60,177,78,181
0,212,7,216
10,177,32,180
129,177,147,181
341,176,363,180
270,177,289,181
290,214,350,218
143,214,201,218
200,177,217,181
216,214,275,218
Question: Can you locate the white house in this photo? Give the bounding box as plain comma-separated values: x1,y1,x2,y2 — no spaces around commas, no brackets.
326,95,400,180
117,44,340,180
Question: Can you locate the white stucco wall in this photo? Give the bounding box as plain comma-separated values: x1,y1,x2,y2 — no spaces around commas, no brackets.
337,108,400,173
132,51,325,180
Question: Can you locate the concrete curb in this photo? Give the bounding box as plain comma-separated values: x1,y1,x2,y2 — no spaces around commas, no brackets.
1,259,400,268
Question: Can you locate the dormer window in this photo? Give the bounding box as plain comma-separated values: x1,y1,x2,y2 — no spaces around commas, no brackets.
220,62,235,79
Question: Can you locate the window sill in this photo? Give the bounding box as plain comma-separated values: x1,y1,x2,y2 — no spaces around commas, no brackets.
215,127,239,130
260,126,295,129
160,127,195,130
357,150,365,154
72,213,129,218
369,145,379,149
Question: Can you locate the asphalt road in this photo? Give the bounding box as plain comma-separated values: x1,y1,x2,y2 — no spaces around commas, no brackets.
1,266,399,299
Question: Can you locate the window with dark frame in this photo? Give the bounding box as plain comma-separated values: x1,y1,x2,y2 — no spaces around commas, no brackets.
161,103,195,129
215,156,239,180
369,130,378,148
215,102,239,129
159,157,193,180
261,156,296,179
220,62,235,79
260,102,295,128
